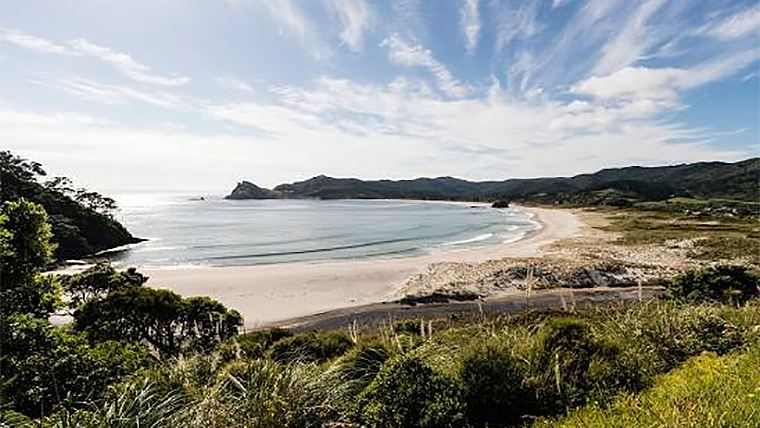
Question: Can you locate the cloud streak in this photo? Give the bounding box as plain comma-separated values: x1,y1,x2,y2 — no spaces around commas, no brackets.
0,28,190,86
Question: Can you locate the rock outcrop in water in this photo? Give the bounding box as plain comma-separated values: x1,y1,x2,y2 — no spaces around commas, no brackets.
225,181,282,200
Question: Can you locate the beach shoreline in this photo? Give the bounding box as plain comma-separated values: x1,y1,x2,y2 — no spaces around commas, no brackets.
143,205,582,328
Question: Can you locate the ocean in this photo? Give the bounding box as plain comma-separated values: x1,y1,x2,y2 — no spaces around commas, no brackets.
103,192,540,268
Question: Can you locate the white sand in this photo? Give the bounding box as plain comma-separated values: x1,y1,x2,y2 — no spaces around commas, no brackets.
145,206,582,328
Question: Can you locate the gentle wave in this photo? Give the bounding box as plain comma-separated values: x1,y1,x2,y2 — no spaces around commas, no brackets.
206,236,429,261
442,233,494,246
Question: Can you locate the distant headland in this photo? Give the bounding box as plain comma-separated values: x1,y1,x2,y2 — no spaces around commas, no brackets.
226,158,759,205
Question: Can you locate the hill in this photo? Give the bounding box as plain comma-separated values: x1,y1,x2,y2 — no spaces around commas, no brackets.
226,158,760,203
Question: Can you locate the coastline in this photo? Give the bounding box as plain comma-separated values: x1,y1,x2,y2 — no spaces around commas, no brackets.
145,205,582,328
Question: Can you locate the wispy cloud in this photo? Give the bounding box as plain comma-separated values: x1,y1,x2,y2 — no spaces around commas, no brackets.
381,34,469,98
698,4,760,41
460,0,480,54
573,49,760,112
0,28,72,55
31,77,185,109
223,0,330,59
492,0,543,55
216,77,257,95
0,28,190,86
67,39,190,86
323,0,373,52
591,0,676,76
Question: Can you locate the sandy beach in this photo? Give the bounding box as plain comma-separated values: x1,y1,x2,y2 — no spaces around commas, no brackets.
146,206,582,328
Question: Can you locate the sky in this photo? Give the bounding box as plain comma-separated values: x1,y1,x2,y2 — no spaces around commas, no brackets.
1,0,759,192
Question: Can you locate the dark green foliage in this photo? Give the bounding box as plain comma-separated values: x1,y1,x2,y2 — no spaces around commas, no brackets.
459,342,528,426
74,286,242,357
0,151,139,260
0,313,150,418
61,262,148,309
666,265,759,304
226,328,294,359
529,318,624,411
268,331,353,363
338,339,394,392
359,355,466,428
0,199,61,317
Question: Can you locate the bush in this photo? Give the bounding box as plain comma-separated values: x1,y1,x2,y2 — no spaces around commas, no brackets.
459,342,528,427
529,318,623,411
666,265,759,304
535,348,760,428
359,354,465,428
0,313,151,418
268,331,353,363
338,339,395,394
230,328,294,360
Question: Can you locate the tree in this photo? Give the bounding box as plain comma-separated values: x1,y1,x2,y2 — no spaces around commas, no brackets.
0,199,60,317
61,262,148,310
74,286,242,357
0,313,150,418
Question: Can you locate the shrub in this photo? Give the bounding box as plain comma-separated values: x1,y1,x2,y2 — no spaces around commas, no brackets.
359,355,465,428
268,331,353,363
222,328,293,360
459,342,528,427
0,313,151,418
338,338,395,394
529,318,622,411
666,265,759,304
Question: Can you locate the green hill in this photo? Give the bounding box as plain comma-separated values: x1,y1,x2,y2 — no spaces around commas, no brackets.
227,158,760,203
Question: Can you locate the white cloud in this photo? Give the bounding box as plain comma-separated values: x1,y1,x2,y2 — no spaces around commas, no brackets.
32,77,185,109
574,49,760,107
216,77,257,95
591,0,672,75
67,39,190,86
224,0,329,59
0,28,190,86
700,4,760,41
323,0,373,52
381,34,469,98
460,0,480,53
0,28,73,55
493,0,543,54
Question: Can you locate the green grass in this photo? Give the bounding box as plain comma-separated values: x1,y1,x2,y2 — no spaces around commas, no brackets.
533,346,760,428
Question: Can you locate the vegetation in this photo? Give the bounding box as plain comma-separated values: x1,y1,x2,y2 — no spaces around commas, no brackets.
228,157,759,203
601,207,760,265
0,200,242,419
2,158,759,426
1,151,140,260
534,347,760,428
666,265,759,304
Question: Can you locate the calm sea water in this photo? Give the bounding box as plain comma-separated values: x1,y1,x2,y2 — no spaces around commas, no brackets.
103,192,540,268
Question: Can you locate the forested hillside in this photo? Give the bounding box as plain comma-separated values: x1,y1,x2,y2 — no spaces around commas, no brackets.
228,158,760,203
0,151,141,260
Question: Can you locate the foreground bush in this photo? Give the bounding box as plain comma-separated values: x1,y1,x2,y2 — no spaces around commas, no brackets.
459,342,528,426
268,331,353,363
359,355,465,428
0,313,150,419
534,347,760,428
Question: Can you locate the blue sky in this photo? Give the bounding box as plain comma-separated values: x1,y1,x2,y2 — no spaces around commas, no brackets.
1,0,758,192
